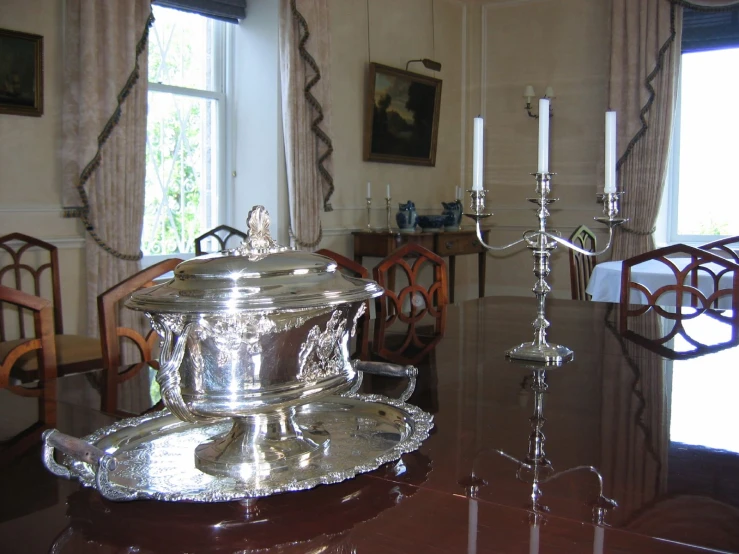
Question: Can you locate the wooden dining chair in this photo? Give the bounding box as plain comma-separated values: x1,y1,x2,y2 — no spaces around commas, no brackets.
97,258,182,414
619,244,739,333
0,285,57,459
700,236,739,264
194,225,247,255
315,249,371,360
372,243,448,365
0,233,102,377
568,224,597,300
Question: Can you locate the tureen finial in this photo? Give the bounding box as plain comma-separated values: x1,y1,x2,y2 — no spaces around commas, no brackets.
235,205,289,257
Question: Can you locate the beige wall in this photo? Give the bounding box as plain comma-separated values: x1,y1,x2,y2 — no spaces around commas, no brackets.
0,0,87,334
0,0,610,336
321,0,466,254
323,0,611,301
472,0,611,298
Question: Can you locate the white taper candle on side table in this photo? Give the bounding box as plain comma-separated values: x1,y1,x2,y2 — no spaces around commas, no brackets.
385,184,391,231
365,182,372,230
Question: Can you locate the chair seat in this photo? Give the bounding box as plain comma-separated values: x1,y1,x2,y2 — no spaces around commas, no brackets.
0,334,101,372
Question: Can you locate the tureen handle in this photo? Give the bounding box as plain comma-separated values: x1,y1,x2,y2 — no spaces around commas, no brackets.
349,360,418,402
156,321,209,423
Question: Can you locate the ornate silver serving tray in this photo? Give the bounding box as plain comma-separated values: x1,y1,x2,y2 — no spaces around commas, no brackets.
42,390,433,502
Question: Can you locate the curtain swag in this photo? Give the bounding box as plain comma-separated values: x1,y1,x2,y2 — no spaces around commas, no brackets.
289,0,334,212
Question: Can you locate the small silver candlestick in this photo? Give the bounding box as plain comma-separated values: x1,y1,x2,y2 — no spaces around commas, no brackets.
385,197,392,232
366,198,373,231
465,173,626,364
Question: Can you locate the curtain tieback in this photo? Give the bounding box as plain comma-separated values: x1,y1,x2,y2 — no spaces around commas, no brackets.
621,225,657,236
289,223,323,249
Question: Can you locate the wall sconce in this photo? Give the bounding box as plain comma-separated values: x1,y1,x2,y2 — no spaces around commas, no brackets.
524,85,554,119
406,58,442,72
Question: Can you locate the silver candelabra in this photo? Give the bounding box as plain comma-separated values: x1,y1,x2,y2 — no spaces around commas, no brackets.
465,172,626,364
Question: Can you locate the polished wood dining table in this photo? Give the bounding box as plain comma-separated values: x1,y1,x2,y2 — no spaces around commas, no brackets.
1,297,738,553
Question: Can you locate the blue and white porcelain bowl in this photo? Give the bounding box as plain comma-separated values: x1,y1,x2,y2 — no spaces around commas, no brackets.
417,215,446,233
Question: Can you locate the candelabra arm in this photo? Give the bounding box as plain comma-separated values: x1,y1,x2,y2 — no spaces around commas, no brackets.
538,464,618,512
534,226,617,258
474,220,526,251
494,449,529,467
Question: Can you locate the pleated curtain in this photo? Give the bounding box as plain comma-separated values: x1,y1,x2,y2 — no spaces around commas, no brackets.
278,0,334,250
62,0,152,336
609,0,739,260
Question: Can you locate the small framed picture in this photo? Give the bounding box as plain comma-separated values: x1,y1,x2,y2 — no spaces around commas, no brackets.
364,62,442,166
0,28,43,117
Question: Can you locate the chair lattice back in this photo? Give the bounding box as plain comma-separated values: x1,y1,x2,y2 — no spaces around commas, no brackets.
372,244,447,365
0,233,63,341
194,225,247,255
700,236,739,264
619,244,739,334
568,225,597,300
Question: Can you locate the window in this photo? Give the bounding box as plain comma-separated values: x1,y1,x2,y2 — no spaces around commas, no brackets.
665,9,739,243
143,5,229,258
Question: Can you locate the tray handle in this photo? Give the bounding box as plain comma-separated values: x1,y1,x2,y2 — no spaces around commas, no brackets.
42,429,115,477
350,360,418,402
42,429,140,501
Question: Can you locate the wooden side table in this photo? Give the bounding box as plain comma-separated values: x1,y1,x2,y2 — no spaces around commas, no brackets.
352,229,490,303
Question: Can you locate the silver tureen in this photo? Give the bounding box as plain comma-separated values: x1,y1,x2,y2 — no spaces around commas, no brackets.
125,205,384,479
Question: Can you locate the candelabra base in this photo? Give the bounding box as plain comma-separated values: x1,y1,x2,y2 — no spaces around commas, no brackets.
506,342,574,364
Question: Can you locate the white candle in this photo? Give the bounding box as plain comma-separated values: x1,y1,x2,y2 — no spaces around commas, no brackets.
605,111,617,193
367,181,371,198
472,117,484,191
467,498,478,554
593,526,604,554
537,99,550,174
529,523,540,554
386,184,391,199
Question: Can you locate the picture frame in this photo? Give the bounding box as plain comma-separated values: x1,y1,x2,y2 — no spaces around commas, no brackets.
0,28,43,117
363,62,442,166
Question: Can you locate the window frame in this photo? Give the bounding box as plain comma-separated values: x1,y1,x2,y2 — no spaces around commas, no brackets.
142,9,233,267
664,47,737,246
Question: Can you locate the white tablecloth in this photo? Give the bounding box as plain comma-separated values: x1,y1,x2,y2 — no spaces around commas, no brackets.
586,259,735,308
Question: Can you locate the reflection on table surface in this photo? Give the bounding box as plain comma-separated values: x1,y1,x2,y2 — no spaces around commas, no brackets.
2,297,739,553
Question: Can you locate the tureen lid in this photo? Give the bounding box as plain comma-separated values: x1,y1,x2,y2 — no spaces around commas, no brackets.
126,206,383,313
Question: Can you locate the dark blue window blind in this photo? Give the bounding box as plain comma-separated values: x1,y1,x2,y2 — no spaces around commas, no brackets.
682,7,739,53
153,0,246,23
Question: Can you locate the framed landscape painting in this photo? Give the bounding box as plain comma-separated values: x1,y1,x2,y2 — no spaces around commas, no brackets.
0,28,43,117
364,63,442,166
